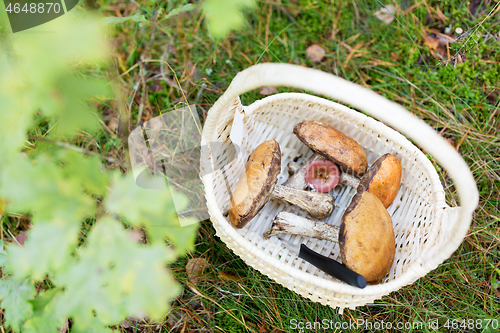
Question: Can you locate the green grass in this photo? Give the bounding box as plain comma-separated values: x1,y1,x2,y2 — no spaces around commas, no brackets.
98,0,499,332
5,0,499,331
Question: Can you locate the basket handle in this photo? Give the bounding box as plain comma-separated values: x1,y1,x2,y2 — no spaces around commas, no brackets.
203,63,478,264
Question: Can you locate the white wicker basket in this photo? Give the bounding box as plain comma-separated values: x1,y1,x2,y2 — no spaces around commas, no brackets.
200,63,478,309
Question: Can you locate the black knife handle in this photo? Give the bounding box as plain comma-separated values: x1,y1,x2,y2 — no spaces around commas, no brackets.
298,244,367,289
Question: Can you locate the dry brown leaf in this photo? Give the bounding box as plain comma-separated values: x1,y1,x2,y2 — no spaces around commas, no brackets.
129,228,145,243
374,5,396,24
15,231,29,246
424,35,440,51
493,287,500,299
444,137,456,148
103,107,119,133
219,271,242,281
390,52,401,61
306,44,326,62
186,258,209,284
259,86,278,95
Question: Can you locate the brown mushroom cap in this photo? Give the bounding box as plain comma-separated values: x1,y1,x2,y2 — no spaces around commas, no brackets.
358,153,402,208
293,120,368,177
228,140,281,228
339,191,395,283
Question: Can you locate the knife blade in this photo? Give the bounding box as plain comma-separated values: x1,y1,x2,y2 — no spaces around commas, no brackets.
277,237,367,289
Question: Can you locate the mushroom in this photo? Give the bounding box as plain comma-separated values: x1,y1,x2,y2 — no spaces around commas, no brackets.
355,153,402,208
294,120,368,176
286,121,402,207
283,120,368,191
228,140,335,229
264,190,395,284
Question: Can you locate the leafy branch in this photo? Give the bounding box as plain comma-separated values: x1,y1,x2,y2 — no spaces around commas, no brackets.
0,6,197,332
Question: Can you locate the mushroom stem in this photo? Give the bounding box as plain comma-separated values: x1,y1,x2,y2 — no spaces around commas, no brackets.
282,153,326,189
263,212,339,243
271,185,334,220
339,173,360,188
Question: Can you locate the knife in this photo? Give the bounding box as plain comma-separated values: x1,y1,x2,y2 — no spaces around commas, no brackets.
277,237,367,289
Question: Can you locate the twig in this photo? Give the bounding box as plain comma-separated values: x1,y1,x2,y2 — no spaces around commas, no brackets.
137,62,147,125
146,3,159,55
160,43,187,93
7,229,21,246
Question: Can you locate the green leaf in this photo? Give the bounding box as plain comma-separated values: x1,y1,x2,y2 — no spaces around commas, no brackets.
202,0,255,38
105,173,198,253
29,288,61,315
0,10,110,141
55,217,180,327
44,75,110,138
7,223,80,280
71,318,114,333
0,155,95,222
0,54,36,160
58,150,109,196
103,13,148,24
24,288,66,333
163,4,198,20
0,277,36,331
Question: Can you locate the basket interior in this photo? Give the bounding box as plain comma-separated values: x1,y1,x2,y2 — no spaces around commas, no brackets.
206,93,444,285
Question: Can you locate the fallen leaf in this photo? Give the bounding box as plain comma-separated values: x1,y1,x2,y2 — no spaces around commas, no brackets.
259,86,278,95
374,5,396,24
219,271,242,281
121,317,138,329
186,258,209,284
103,107,119,133
129,228,145,243
390,52,401,61
424,35,440,51
444,137,456,148
15,231,29,246
493,288,500,299
306,44,326,62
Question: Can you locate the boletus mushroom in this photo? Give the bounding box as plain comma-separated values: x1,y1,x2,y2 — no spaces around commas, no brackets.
286,120,402,207
356,153,402,208
284,120,368,192
228,140,335,229
264,190,395,284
